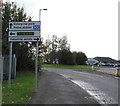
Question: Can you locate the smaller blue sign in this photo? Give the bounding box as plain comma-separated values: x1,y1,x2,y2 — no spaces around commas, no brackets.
55,58,59,62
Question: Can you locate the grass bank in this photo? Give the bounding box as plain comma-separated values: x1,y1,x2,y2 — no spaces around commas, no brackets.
2,71,39,104
42,64,95,70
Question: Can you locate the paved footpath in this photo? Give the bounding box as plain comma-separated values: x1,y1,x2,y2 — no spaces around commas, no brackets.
28,70,99,104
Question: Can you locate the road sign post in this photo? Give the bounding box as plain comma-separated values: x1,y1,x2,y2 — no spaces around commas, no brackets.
8,21,41,89
8,42,13,88
35,41,39,92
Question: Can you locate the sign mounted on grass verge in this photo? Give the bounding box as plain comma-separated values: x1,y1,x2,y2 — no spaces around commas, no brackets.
9,21,41,42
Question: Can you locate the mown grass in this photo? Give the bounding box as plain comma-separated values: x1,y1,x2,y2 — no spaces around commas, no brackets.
2,71,38,104
42,64,95,70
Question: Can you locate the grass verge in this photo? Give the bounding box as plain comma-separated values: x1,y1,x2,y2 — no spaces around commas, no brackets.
2,71,38,104
42,64,98,70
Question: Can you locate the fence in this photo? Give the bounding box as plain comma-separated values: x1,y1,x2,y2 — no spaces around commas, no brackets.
2,54,16,80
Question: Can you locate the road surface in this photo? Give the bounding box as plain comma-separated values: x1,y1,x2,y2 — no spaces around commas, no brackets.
96,67,118,75
42,68,118,105
29,71,99,104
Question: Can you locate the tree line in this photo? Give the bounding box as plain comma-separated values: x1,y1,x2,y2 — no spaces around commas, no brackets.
2,2,35,71
41,35,87,65
2,2,87,71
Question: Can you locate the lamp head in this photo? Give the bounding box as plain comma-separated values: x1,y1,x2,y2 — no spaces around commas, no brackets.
43,9,48,10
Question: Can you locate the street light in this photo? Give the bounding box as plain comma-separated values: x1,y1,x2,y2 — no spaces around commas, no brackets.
39,9,48,40
43,9,48,10
35,9,47,92
39,9,48,21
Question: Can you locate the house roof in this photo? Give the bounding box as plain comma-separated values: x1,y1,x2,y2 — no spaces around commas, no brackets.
94,57,117,63
117,60,120,63
87,58,99,62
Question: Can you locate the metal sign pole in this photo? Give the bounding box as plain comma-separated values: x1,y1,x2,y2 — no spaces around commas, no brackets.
8,42,13,88
35,41,39,92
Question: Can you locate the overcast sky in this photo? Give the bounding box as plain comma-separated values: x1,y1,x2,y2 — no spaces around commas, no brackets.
5,0,119,60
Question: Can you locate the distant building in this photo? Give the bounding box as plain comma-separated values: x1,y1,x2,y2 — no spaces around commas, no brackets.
86,57,118,66
94,57,117,66
117,60,120,63
94,57,117,63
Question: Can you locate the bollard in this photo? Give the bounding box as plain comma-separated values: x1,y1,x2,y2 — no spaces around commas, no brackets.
115,67,120,77
92,65,94,71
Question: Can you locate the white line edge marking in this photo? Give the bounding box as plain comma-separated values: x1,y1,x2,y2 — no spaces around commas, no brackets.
61,74,116,105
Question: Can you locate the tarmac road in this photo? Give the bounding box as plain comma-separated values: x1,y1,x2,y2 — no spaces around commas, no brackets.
96,67,118,75
43,68,118,105
29,70,99,104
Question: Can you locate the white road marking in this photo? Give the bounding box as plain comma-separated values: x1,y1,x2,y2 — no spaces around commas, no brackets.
60,74,116,105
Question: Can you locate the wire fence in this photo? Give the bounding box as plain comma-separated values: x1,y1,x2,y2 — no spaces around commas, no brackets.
2,54,16,81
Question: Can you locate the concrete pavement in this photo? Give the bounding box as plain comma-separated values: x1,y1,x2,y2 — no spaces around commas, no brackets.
28,70,99,104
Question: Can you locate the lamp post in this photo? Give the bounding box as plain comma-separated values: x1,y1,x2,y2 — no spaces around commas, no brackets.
35,9,47,92
39,9,48,41
39,9,48,21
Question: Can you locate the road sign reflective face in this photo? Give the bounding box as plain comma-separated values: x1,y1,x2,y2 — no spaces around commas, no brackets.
9,21,41,42
9,22,40,31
